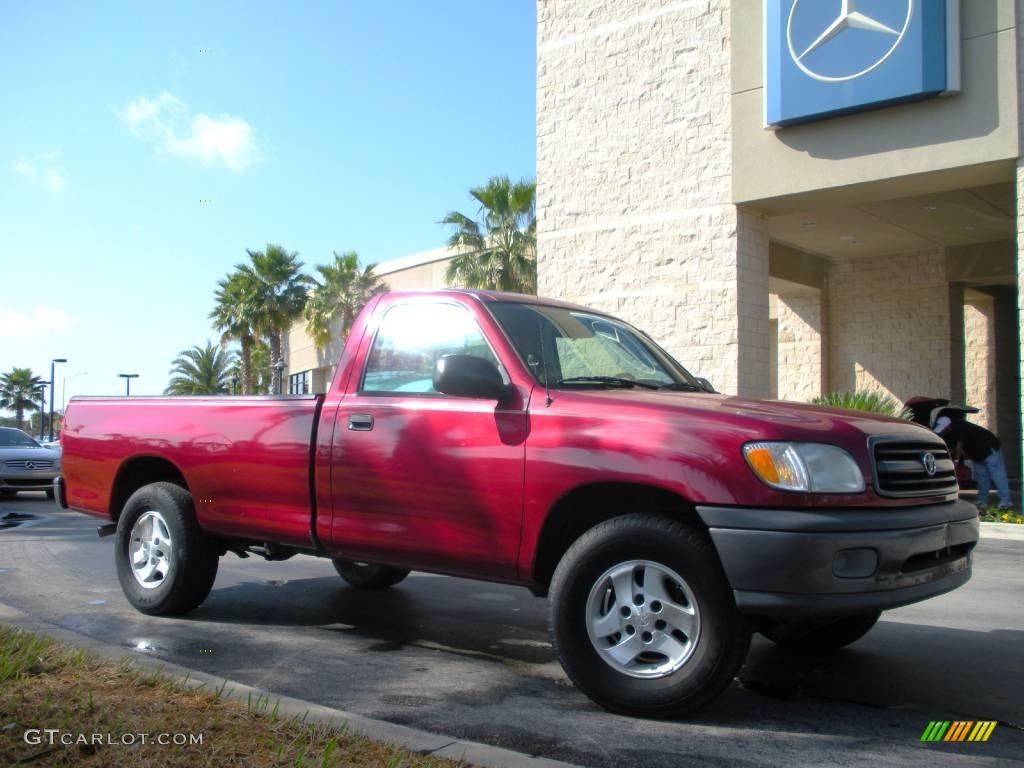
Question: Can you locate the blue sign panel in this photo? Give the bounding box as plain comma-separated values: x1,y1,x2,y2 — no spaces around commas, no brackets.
765,0,957,128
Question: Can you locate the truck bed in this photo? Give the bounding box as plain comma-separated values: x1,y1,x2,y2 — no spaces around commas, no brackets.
62,395,323,548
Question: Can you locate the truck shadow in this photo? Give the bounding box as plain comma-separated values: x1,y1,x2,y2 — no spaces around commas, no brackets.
186,572,554,664
184,574,1024,728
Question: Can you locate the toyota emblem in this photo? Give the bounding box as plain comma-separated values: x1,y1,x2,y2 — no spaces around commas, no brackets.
921,452,937,477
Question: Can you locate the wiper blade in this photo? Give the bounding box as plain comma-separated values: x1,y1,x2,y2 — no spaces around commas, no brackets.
657,382,704,392
555,376,660,390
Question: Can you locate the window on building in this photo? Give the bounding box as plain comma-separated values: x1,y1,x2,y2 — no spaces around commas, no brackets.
361,302,501,394
288,370,311,394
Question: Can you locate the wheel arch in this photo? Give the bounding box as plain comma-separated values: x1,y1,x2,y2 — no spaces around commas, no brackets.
531,482,707,591
109,456,190,521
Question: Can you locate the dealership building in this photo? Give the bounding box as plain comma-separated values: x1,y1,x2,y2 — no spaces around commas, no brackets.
288,0,1023,474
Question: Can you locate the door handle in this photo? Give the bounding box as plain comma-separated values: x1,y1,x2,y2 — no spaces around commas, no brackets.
348,414,374,431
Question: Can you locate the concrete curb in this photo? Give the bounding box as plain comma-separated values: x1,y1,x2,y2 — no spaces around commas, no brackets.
980,522,1024,541
0,603,583,768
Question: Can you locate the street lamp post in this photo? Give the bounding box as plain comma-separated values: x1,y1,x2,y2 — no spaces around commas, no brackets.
62,371,88,411
49,358,66,442
274,358,286,395
118,373,139,396
36,387,46,441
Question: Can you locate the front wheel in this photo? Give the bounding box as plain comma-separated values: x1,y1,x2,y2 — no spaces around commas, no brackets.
759,612,881,652
332,559,410,589
548,515,750,717
114,482,219,616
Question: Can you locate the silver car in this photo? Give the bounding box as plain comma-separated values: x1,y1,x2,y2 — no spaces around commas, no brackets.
0,427,61,499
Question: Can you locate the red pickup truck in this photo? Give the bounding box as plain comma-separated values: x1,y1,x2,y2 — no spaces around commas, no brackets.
57,290,979,716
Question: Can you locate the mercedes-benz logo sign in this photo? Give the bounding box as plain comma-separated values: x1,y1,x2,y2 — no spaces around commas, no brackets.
25,461,36,470
787,0,914,83
921,452,937,477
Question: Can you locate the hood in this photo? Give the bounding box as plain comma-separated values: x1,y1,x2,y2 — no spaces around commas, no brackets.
0,445,61,460
553,389,935,442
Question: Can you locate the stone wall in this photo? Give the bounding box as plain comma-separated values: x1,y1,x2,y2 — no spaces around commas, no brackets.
536,0,770,396
827,250,951,403
776,291,824,403
964,295,996,430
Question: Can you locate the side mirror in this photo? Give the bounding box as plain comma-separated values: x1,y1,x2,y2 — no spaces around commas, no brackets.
695,377,716,393
434,355,507,400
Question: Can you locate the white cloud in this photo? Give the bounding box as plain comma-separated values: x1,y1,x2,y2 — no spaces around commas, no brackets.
45,168,66,191
0,306,72,338
119,92,260,172
12,152,66,191
13,159,35,179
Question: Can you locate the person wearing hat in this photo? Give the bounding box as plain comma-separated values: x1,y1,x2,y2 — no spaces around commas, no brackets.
933,415,1013,512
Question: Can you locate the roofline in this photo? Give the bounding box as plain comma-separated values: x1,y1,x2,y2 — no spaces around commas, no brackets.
375,246,459,277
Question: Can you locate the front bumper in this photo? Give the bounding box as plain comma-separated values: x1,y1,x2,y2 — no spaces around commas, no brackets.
696,500,979,617
0,470,59,490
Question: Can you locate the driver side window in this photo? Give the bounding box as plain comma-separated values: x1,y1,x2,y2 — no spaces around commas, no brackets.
362,303,501,394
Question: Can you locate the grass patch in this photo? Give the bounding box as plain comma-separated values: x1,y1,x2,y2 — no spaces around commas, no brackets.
0,625,467,767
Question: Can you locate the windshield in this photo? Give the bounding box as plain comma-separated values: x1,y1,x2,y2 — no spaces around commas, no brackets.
0,429,42,448
489,302,701,390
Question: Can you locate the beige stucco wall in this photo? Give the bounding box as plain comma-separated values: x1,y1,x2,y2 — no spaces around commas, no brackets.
965,294,997,430
776,290,825,402
827,249,952,402
732,0,1021,211
537,0,771,396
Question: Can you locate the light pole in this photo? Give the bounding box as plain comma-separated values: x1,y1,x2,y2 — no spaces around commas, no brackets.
62,371,88,411
118,373,139,396
49,358,66,442
274,358,286,395
36,387,46,440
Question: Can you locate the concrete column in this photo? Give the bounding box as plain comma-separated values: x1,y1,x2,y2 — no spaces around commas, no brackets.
993,286,1021,478
964,293,996,431
736,209,772,398
776,290,825,402
948,283,966,406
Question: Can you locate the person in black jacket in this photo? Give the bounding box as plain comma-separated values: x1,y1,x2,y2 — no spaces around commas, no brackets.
934,415,1012,512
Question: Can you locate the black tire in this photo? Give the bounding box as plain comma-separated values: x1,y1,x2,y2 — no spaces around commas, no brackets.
332,559,410,589
548,514,750,718
45,488,55,500
114,482,219,616
759,612,881,652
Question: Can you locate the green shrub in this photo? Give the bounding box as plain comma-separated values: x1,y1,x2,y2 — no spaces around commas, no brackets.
811,391,912,419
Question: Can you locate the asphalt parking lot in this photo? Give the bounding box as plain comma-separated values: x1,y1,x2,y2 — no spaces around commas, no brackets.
1,493,1021,767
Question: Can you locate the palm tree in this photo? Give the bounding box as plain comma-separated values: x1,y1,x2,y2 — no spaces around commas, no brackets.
237,244,311,389
0,368,45,429
442,176,537,293
304,251,388,348
210,270,260,394
164,342,236,395
229,339,273,394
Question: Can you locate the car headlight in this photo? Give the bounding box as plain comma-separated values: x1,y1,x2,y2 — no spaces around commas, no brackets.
743,442,865,493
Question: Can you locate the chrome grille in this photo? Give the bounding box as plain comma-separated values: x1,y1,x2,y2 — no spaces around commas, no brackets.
871,436,958,498
3,460,55,471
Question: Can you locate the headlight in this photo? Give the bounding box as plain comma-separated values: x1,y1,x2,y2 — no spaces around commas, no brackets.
743,442,865,493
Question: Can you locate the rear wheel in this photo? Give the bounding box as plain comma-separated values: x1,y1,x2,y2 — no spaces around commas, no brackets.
548,514,750,717
114,482,219,616
759,612,881,652
332,559,410,589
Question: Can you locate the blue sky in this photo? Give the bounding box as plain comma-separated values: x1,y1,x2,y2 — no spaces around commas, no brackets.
0,0,536,404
